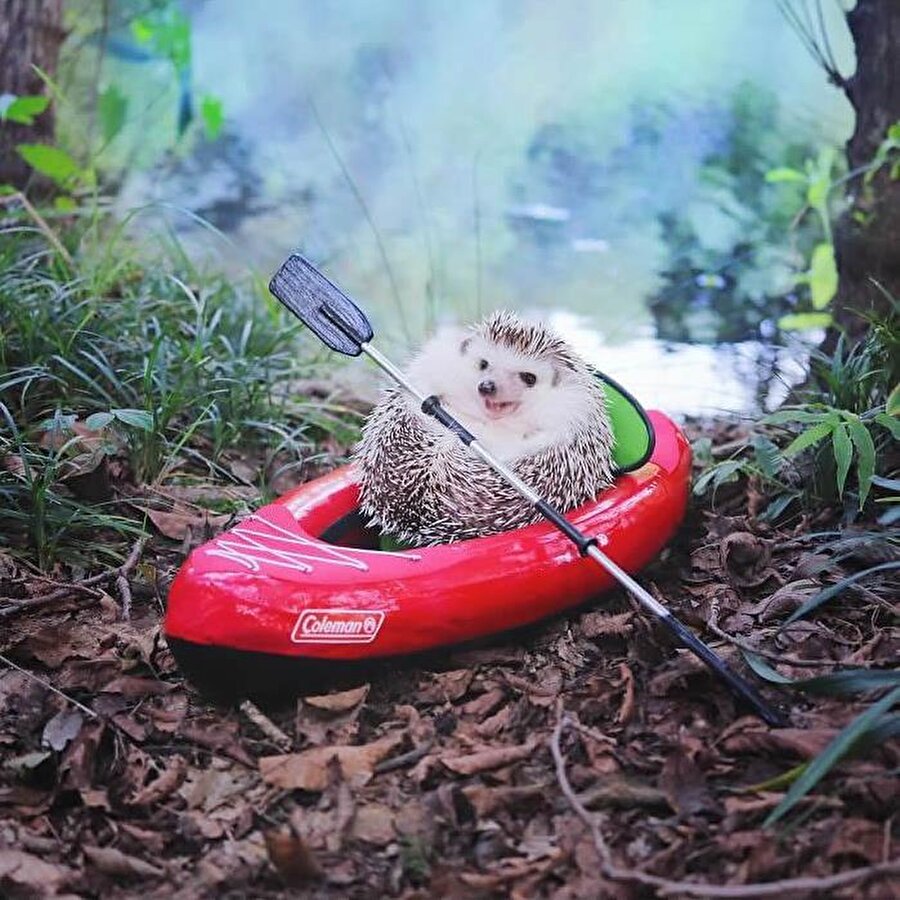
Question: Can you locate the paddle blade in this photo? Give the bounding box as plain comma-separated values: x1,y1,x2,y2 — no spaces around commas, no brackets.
268,254,374,356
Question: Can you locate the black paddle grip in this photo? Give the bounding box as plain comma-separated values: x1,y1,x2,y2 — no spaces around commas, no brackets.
421,396,476,445
535,500,597,555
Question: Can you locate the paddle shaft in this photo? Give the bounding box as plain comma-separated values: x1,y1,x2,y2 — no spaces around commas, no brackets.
361,342,786,727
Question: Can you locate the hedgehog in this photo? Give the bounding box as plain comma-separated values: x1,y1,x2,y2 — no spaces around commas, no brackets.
353,311,616,546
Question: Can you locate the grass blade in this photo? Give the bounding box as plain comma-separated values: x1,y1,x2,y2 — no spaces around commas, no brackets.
784,560,900,625
763,685,900,828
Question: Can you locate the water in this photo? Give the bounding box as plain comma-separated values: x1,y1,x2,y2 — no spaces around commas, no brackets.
106,0,854,415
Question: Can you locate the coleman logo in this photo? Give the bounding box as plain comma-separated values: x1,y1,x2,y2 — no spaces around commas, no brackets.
291,609,385,644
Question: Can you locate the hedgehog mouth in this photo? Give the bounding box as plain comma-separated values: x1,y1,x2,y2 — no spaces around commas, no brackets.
483,398,521,418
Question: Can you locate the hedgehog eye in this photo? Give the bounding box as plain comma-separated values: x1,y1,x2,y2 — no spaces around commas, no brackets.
478,359,489,371
520,372,537,387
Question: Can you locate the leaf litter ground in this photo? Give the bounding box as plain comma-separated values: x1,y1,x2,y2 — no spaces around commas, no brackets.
1,419,898,898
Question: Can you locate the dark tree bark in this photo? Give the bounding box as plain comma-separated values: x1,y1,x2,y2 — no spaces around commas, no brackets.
0,0,65,188
833,0,900,335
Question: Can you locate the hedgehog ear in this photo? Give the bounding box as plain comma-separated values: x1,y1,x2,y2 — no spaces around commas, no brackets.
459,336,472,355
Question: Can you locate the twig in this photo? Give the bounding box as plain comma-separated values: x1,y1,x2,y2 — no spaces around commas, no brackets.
0,191,74,267
0,534,147,620
0,652,98,719
374,737,435,774
239,700,293,751
116,535,147,620
707,597,836,669
551,711,900,897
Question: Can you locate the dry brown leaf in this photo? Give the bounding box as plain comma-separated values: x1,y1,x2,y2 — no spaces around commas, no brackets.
303,683,369,712
264,827,323,886
826,817,885,865
746,579,819,621
83,845,165,878
133,503,230,541
721,532,777,588
442,740,538,776
351,803,396,845
658,747,716,817
615,663,635,725
180,767,248,812
259,732,404,790
462,783,545,818
41,709,83,751
131,757,188,806
475,704,512,738
459,687,506,719
580,611,634,639
101,675,172,699
178,720,255,767
0,849,72,894
418,669,475,704
722,726,838,759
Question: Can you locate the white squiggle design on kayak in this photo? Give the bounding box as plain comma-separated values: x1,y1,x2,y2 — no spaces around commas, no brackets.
204,512,421,574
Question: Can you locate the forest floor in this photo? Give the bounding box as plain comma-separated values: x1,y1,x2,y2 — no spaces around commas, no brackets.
1,417,898,899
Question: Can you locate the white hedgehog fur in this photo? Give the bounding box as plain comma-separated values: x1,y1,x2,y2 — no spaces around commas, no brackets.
354,311,615,546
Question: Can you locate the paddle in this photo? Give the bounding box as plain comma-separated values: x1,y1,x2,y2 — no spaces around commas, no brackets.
269,254,787,727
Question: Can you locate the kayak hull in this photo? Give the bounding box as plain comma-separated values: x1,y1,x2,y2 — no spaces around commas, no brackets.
165,411,691,674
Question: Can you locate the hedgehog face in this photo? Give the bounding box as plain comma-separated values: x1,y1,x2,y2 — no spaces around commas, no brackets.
457,334,561,422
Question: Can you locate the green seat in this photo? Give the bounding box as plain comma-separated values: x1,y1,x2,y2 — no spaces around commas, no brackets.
595,371,655,474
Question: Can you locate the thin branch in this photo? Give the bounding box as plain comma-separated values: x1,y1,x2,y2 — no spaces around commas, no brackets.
550,711,900,898
0,534,147,619
238,699,293,751
0,653,98,719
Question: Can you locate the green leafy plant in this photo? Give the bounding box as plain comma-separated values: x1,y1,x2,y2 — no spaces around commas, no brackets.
0,208,356,567
0,94,50,125
768,122,900,331
766,146,840,330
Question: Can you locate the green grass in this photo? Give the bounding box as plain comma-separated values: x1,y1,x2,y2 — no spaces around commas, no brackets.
0,205,361,569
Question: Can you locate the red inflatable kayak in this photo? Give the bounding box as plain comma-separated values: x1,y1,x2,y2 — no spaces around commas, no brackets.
165,387,691,690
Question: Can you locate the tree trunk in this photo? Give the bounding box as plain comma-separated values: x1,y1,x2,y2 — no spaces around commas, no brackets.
833,0,900,336
0,0,64,188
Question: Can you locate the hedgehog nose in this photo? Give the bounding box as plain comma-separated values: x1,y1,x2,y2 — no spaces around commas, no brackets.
478,379,496,396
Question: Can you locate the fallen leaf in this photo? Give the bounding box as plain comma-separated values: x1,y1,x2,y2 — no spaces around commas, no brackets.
722,726,838,759
0,849,72,894
826,817,884,865
351,803,395,845
462,783,546,818
658,747,716,817
418,669,475,704
746,580,819,622
79,788,111,810
264,827,322,886
59,720,104,791
180,767,248,812
131,757,188,806
100,675,172,699
475,704,512,738
580,611,634,639
442,740,538,776
459,687,506,719
259,732,404,790
303,683,369,712
2,750,52,778
721,532,777,588
83,845,165,878
616,663,635,724
132,503,229,541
